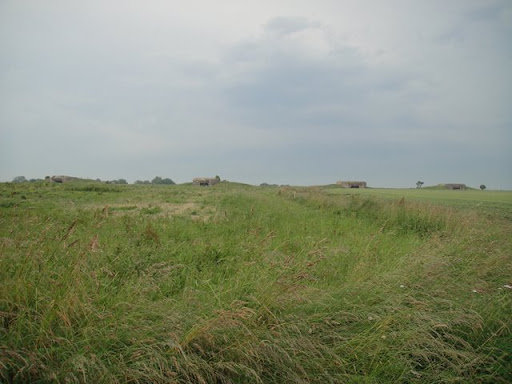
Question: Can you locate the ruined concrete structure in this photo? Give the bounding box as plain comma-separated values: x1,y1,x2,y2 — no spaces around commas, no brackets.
336,181,367,189
47,175,78,183
193,177,220,187
444,183,467,190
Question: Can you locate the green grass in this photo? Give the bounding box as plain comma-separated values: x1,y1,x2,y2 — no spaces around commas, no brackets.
324,186,512,218
1,181,511,383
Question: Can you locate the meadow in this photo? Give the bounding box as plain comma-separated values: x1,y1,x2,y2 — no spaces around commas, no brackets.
1,181,511,383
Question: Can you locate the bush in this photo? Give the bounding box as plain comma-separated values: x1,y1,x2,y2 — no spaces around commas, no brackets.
151,177,175,185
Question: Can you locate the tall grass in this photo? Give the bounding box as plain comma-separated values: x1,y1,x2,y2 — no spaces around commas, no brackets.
1,183,510,383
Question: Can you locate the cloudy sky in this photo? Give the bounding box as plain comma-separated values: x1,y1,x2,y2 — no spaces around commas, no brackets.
1,0,511,188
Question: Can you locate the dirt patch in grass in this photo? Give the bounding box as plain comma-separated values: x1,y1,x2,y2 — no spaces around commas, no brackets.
91,202,215,220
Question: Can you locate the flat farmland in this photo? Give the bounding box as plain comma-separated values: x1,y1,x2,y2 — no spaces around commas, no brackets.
324,187,512,214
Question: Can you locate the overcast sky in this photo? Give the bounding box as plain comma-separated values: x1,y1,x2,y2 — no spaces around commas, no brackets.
1,0,511,188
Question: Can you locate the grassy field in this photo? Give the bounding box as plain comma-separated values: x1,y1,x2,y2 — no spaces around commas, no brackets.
324,187,512,216
1,181,511,383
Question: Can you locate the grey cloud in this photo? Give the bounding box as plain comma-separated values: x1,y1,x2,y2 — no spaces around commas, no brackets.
264,17,319,36
221,24,420,140
465,1,508,22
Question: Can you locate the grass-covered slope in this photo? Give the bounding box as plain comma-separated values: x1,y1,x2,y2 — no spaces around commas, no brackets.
1,182,511,383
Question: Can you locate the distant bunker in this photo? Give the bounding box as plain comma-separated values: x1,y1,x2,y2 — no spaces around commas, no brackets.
193,177,220,187
337,181,367,189
47,175,78,183
444,183,467,190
